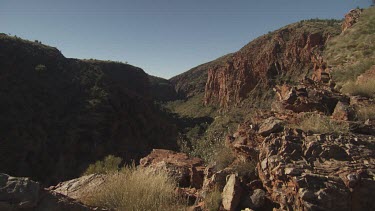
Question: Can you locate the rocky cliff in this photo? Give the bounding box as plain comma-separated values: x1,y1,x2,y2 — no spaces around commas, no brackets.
0,34,178,185
204,21,341,108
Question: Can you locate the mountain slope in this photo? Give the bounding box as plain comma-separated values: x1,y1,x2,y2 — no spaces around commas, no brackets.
325,7,375,93
0,34,178,184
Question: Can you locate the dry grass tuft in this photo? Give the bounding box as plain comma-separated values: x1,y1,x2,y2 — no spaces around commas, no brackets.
296,113,349,134
83,165,185,211
341,80,375,99
356,104,375,121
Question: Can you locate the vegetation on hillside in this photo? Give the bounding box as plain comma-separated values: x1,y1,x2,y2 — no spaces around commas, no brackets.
325,7,375,95
0,34,178,185
83,155,122,175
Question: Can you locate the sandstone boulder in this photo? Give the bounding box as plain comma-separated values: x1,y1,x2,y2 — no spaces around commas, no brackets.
49,174,107,201
222,174,242,211
140,149,205,188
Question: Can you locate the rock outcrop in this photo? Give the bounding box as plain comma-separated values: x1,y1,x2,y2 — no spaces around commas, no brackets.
258,129,375,211
49,174,107,201
213,76,375,210
272,79,347,114
342,9,363,32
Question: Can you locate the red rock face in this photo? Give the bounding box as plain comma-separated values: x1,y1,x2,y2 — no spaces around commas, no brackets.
342,9,363,32
204,26,334,108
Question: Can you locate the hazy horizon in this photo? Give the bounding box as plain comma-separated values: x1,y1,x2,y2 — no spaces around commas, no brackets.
1,0,372,78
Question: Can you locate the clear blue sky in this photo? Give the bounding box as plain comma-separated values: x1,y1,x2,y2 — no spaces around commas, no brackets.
0,0,372,78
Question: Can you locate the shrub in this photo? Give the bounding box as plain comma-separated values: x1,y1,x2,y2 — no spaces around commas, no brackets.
83,155,122,175
204,186,222,211
83,166,184,211
296,113,349,134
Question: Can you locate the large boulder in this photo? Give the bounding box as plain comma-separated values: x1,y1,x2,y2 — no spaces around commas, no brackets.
49,174,107,201
140,149,205,188
0,173,40,209
222,174,243,211
0,173,104,211
240,189,266,210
